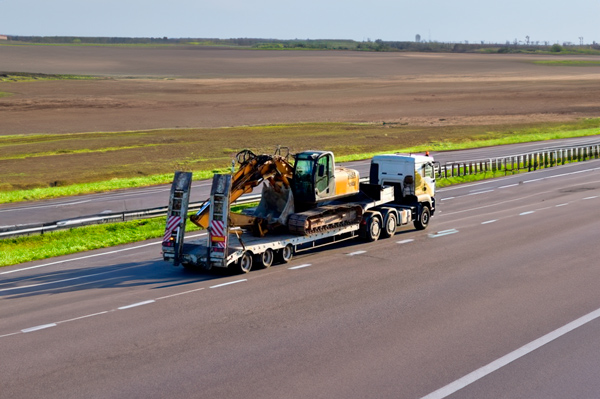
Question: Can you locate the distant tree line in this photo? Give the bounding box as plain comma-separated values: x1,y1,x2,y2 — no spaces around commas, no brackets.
5,36,600,54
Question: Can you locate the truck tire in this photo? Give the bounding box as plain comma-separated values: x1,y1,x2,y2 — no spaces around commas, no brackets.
414,205,430,230
363,213,381,242
258,248,274,268
277,244,294,264
235,251,253,273
381,211,397,239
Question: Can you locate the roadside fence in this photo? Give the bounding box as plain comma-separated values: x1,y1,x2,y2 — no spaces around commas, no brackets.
436,143,600,179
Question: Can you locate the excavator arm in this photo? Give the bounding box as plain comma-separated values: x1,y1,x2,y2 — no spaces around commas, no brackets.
190,149,294,230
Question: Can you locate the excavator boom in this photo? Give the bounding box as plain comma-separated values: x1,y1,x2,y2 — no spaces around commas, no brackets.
190,150,294,230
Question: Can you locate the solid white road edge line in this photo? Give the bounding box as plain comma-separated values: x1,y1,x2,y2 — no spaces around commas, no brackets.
118,300,156,310
1,232,208,275
420,307,600,399
210,279,247,289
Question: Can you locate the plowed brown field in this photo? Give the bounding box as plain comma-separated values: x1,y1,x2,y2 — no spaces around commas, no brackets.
1,45,599,190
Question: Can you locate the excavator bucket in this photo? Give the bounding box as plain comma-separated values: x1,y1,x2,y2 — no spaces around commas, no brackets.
253,182,295,226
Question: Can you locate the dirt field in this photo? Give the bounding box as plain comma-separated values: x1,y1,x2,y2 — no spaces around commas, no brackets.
1,45,600,190
1,46,600,135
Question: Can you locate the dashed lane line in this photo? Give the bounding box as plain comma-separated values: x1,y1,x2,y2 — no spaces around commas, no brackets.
118,300,156,310
428,229,459,238
21,324,57,333
397,239,414,244
481,220,497,225
288,264,312,270
347,250,367,256
209,279,247,289
519,211,535,216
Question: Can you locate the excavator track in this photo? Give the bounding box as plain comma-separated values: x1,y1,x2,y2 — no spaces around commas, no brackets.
288,204,364,235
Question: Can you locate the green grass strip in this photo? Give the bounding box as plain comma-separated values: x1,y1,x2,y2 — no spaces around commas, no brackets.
0,73,97,83
533,60,600,66
0,203,255,267
0,91,13,98
0,217,201,267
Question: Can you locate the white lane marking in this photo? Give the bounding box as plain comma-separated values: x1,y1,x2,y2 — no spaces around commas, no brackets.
348,250,367,256
0,332,21,338
523,166,600,185
420,307,600,399
118,300,155,310
57,311,110,324
481,220,497,224
156,287,206,300
441,197,455,201
0,268,140,293
556,203,569,207
1,233,208,276
583,196,598,200
0,199,93,213
498,184,518,189
21,323,57,333
210,279,247,289
288,264,312,270
520,211,535,216
397,239,414,244
428,229,458,238
467,190,494,196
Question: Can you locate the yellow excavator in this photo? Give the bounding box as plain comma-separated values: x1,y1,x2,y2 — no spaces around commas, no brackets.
190,148,362,236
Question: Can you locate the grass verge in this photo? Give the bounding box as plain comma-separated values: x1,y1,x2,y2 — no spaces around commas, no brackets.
0,72,98,83
2,119,599,204
532,60,600,66
0,203,254,268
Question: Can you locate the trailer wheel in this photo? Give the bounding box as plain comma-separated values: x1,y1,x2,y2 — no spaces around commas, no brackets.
364,213,381,242
414,205,430,230
235,251,253,273
278,244,294,264
381,211,397,239
258,248,274,268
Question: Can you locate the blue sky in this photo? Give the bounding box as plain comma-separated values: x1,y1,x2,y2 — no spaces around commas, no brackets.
1,0,598,44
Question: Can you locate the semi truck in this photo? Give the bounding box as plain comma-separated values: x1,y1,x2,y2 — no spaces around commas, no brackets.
162,149,436,273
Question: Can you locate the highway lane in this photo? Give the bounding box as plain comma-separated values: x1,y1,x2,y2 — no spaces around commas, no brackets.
1,135,599,226
1,160,600,398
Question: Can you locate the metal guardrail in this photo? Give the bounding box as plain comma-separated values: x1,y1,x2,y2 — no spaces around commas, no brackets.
3,141,599,239
435,143,600,179
0,194,262,239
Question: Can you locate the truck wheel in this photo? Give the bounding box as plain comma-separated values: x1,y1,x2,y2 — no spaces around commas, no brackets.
381,211,397,239
236,251,253,273
414,206,430,230
258,248,274,268
364,214,381,242
278,244,294,264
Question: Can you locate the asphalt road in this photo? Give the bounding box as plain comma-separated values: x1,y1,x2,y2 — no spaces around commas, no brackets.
2,159,600,398
2,135,599,227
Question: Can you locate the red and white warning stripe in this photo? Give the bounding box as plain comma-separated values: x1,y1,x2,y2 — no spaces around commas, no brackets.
163,215,182,242
210,220,225,237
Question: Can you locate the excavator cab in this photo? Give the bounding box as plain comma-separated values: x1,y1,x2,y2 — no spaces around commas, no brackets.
292,151,335,209
291,151,359,211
